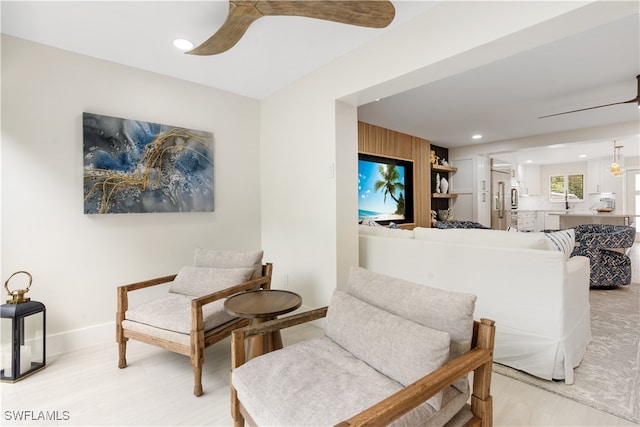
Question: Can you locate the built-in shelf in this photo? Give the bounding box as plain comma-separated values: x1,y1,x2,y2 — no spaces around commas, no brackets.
431,164,457,173
430,145,458,220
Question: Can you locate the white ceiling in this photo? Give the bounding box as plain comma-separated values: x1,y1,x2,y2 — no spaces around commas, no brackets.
2,1,639,165
0,1,437,99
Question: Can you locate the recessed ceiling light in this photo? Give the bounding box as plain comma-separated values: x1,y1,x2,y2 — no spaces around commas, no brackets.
549,144,565,149
173,39,194,51
472,134,482,140
525,160,533,163
579,154,587,158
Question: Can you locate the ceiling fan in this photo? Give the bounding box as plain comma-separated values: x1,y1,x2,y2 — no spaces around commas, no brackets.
539,74,640,118
187,0,396,56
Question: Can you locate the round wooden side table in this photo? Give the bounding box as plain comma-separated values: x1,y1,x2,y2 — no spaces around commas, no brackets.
224,289,302,360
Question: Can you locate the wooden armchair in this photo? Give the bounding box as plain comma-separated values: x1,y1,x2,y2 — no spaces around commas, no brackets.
116,249,272,396
231,267,495,427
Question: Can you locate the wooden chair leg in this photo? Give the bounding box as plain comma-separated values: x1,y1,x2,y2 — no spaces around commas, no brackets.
231,386,244,427
118,338,127,369
191,329,205,396
193,365,203,397
191,300,206,397
116,288,128,369
472,319,495,427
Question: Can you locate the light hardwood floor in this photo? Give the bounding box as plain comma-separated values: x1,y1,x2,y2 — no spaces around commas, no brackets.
2,243,638,426
2,324,637,427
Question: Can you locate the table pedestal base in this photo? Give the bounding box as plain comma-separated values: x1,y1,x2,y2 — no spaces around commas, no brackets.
247,317,284,360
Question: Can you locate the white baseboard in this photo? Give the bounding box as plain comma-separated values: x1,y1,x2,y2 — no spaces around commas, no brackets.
46,322,114,357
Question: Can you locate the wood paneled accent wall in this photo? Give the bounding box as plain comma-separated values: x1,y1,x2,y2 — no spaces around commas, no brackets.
358,121,431,228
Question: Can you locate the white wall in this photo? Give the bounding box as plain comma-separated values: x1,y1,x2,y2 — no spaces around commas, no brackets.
260,1,623,309
1,36,261,353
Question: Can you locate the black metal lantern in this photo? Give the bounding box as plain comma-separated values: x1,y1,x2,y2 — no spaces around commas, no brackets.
1,271,46,382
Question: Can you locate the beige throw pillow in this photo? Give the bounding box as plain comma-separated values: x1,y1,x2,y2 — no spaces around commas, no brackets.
193,249,263,279
325,289,450,410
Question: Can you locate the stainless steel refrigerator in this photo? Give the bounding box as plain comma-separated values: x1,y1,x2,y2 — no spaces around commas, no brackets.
491,159,512,230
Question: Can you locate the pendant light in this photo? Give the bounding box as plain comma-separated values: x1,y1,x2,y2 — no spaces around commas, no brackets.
610,141,624,177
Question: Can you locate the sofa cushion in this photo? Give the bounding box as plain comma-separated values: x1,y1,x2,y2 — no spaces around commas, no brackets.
358,224,414,238
125,293,236,334
414,227,550,251
544,229,575,260
169,266,254,297
326,289,450,409
346,267,475,361
232,336,469,426
193,249,263,279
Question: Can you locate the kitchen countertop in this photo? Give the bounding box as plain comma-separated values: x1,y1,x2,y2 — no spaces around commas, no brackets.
511,209,639,218
546,211,639,217
511,209,565,212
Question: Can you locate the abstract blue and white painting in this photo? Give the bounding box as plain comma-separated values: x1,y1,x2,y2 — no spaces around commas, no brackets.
83,112,214,214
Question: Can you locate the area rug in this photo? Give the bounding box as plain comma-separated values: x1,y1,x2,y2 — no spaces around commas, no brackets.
493,282,640,423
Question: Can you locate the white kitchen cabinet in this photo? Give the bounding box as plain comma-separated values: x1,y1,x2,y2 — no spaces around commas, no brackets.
509,211,518,229
586,160,603,193
518,165,541,196
544,212,561,230
450,158,473,193
586,159,622,194
510,161,518,187
477,155,490,192
526,165,541,196
517,163,525,188
450,155,491,227
452,193,473,221
476,191,491,227
535,211,545,231
514,211,536,231
476,156,490,226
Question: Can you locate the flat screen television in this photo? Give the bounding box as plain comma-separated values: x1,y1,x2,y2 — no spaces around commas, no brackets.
358,153,414,225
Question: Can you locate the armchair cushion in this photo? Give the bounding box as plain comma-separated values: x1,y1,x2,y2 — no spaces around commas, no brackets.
169,266,254,297
125,293,235,335
326,289,450,409
193,249,263,279
232,336,469,427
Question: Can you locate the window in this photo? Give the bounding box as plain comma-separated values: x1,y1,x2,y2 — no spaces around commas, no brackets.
549,174,584,201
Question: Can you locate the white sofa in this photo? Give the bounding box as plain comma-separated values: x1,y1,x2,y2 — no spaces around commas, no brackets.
359,225,591,384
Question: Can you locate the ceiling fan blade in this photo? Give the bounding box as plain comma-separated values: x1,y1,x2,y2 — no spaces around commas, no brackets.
540,74,640,119
539,97,638,119
188,0,395,56
187,2,262,56
256,1,395,28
